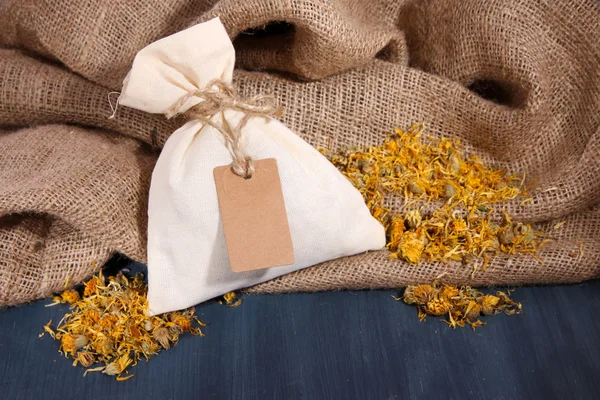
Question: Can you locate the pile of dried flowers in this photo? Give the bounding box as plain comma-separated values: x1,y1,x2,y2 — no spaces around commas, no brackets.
320,123,547,268
43,271,205,380
397,282,522,330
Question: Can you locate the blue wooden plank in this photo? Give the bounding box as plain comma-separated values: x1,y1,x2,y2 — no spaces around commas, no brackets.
1,260,599,400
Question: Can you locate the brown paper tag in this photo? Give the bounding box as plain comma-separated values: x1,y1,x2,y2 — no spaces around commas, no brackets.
214,158,295,273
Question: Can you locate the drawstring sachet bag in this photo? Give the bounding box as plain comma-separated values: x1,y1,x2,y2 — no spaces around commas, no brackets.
116,18,385,315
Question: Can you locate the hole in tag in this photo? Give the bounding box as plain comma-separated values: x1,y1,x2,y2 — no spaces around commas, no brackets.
229,166,253,180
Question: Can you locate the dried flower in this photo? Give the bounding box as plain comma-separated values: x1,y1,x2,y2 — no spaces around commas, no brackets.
451,219,468,234
168,325,183,342
60,334,77,355
443,183,457,198
497,225,515,245
407,181,425,195
153,327,171,350
438,285,459,301
405,284,434,304
171,314,191,331
426,299,451,316
73,334,89,348
513,222,535,244
320,123,543,269
447,154,460,173
405,210,422,229
464,301,482,319
61,289,80,304
84,309,100,323
103,355,132,376
83,279,97,297
77,351,96,367
222,291,243,307
402,286,418,304
398,282,521,330
399,231,424,263
45,271,205,380
480,295,500,315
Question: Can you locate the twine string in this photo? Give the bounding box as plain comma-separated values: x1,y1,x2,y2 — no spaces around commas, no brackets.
166,79,283,178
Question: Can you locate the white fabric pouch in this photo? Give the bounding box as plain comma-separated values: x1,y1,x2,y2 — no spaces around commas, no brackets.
118,18,385,315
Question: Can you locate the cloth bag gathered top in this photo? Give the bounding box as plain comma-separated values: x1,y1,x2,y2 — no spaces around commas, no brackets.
117,18,385,315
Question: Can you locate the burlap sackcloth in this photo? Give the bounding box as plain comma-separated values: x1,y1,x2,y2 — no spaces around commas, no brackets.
0,0,599,306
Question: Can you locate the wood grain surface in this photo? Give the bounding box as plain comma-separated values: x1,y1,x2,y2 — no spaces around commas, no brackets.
1,258,599,400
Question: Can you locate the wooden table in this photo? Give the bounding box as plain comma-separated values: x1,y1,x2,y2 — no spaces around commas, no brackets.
1,260,599,399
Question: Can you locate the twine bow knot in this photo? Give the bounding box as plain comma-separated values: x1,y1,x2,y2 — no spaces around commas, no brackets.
166,79,284,178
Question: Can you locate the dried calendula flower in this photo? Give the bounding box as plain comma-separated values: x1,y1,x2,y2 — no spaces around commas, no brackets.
402,284,434,304
103,355,132,376
60,334,78,355
83,278,97,297
361,160,376,174
463,301,482,319
438,285,459,302
61,289,80,304
405,210,422,229
153,327,171,350
168,325,183,341
480,295,501,316
77,351,96,368
60,334,88,355
426,299,451,316
44,271,205,380
513,222,535,244
399,231,424,263
496,291,523,315
407,180,425,195
93,337,114,355
170,314,191,331
320,123,545,269
399,281,521,330
84,308,100,323
221,291,243,307
497,225,515,245
402,286,418,304
451,219,468,234
448,154,461,174
443,183,457,199
144,320,154,331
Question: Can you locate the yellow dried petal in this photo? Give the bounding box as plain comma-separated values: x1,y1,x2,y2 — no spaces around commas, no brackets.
438,285,459,302
426,299,451,316
153,327,171,350
61,334,86,354
480,295,501,315
83,278,97,297
407,181,425,195
77,351,96,368
497,225,515,245
399,232,424,263
405,210,422,229
61,289,80,304
411,284,434,304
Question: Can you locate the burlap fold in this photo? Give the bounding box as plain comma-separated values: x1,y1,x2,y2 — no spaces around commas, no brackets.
0,0,598,305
